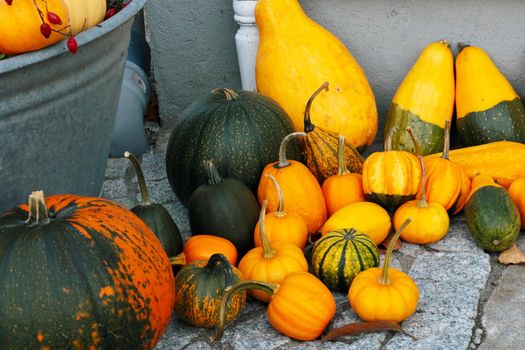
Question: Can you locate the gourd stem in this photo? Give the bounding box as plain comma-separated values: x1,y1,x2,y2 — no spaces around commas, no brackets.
439,39,450,47
379,218,412,286
206,253,236,290
337,135,350,176
169,253,186,266
406,128,422,156
277,132,307,168
25,191,50,225
384,125,398,152
124,151,151,206
259,200,276,259
442,120,451,160
203,160,222,185
212,280,279,342
457,42,471,53
211,88,239,100
417,155,429,208
304,82,329,133
265,174,286,217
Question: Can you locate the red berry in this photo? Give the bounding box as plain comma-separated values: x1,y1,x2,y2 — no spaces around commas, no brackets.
5,0,13,5
47,11,62,25
40,23,52,39
67,37,78,54
104,8,117,19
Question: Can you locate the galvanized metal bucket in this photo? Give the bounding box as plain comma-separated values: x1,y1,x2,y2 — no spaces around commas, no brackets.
0,0,148,213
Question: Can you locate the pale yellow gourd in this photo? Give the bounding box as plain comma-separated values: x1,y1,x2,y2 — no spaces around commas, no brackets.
62,0,106,35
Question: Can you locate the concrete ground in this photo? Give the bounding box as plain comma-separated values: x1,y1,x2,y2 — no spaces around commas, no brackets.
101,121,524,350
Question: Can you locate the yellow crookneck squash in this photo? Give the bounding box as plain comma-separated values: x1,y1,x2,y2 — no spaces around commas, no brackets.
384,40,455,155
456,45,525,146
255,0,378,152
303,82,364,182
62,0,106,35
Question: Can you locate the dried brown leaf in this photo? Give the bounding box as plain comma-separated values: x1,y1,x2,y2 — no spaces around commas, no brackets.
498,244,525,265
321,320,417,342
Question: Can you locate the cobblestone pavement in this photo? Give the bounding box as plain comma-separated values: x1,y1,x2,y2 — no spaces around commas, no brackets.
101,122,524,350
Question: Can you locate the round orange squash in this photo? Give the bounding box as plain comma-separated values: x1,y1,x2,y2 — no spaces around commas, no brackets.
508,177,525,229
183,235,238,266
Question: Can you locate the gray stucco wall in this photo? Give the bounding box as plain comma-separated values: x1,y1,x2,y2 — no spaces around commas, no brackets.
145,0,525,137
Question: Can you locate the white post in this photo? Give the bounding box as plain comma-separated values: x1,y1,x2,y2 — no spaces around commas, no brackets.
233,0,259,92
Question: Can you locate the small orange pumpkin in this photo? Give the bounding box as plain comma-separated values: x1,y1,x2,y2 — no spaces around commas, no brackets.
509,177,525,229
254,174,308,249
183,235,238,266
322,134,365,216
214,272,336,341
258,132,327,233
395,155,450,244
239,200,308,302
348,219,419,322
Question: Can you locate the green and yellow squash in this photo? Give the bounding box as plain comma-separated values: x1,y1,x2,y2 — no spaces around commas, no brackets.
311,228,379,292
456,45,525,146
384,40,455,155
465,177,521,252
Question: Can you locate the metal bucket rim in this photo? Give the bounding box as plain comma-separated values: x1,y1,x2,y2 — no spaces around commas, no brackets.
0,0,149,74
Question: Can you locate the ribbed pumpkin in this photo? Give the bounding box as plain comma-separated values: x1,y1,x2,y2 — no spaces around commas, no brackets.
255,0,378,152
420,121,471,214
322,134,365,216
456,45,525,146
362,128,422,210
214,272,336,341
321,202,391,245
509,177,525,229
62,0,106,35
166,88,300,206
189,161,260,257
312,228,379,292
0,191,175,349
303,82,364,182
384,40,455,155
239,200,308,302
258,132,327,233
125,152,183,257
254,175,308,249
174,254,246,328
0,0,68,55
424,141,525,189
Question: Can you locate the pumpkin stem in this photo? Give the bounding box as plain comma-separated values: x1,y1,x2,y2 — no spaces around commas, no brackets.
206,253,236,290
417,155,429,208
212,88,240,100
439,39,450,47
124,151,151,206
379,218,412,286
442,120,451,160
259,200,276,259
212,280,279,342
457,42,471,53
25,191,50,225
406,128,422,156
337,134,350,176
169,253,186,266
384,125,398,152
203,160,222,185
277,132,307,168
304,82,329,133
265,174,286,217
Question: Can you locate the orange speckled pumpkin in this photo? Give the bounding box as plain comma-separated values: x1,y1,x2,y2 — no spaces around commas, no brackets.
183,235,238,266
258,132,327,233
509,177,525,229
322,134,365,216
214,272,336,341
0,191,175,349
0,0,68,55
349,219,419,323
239,200,308,302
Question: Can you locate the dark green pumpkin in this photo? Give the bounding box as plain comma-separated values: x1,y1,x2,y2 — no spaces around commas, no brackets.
311,228,379,292
166,87,301,206
465,186,521,252
125,152,183,257
174,253,246,328
189,161,260,257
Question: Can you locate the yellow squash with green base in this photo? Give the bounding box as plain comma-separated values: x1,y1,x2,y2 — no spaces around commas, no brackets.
384,40,455,155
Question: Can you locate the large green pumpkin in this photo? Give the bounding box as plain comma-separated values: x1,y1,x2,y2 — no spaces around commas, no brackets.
311,228,379,292
465,186,521,252
166,88,301,206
